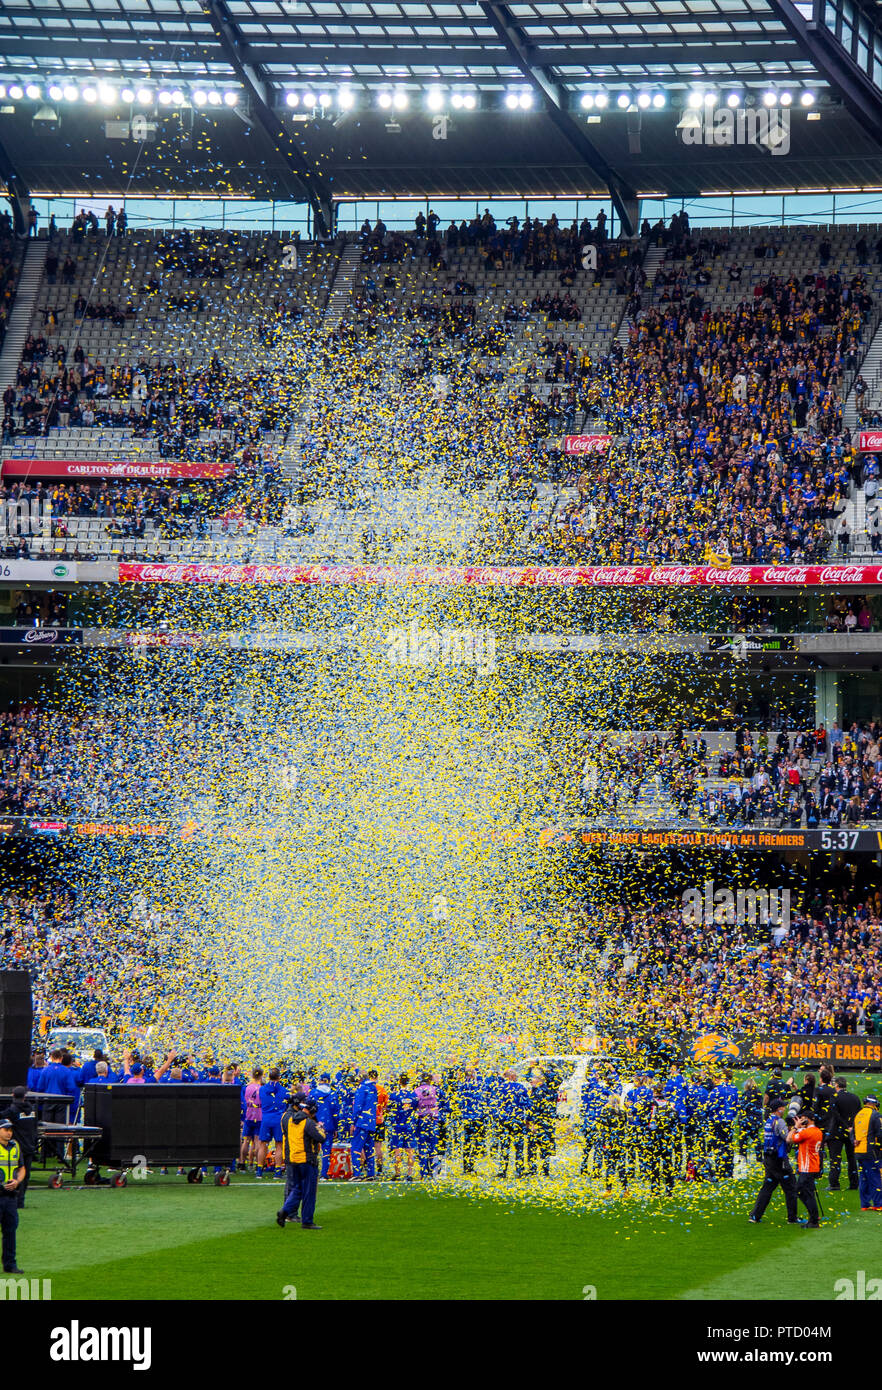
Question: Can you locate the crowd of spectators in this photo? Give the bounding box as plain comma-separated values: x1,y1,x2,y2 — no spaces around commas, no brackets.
825,594,873,632
548,243,866,563
708,720,882,828
12,701,882,829
1,466,284,554
362,207,626,283
0,212,877,568
0,701,292,819
1,219,307,503
11,592,67,627
580,730,709,819
573,718,882,828
4,345,276,457
4,873,880,1071
600,888,882,1036
0,887,199,1041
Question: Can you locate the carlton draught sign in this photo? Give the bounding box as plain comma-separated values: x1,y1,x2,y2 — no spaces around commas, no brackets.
0,458,236,480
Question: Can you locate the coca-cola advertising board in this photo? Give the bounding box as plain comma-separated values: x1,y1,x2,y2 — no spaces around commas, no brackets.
858,432,882,452
562,435,612,454
118,562,882,587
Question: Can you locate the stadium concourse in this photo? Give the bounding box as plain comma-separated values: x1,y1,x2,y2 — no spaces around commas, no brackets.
3,0,882,1333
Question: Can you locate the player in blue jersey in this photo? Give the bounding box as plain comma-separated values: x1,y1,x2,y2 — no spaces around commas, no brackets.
388,1075,417,1181
257,1069,287,1177
309,1073,340,1179
334,1070,357,1143
350,1070,379,1180
626,1072,654,1181
458,1068,488,1174
683,1073,709,1174
579,1070,608,1175
707,1069,739,1179
495,1070,530,1180
663,1065,687,1103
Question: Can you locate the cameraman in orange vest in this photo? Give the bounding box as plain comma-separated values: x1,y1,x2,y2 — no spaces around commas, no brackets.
789,1106,823,1229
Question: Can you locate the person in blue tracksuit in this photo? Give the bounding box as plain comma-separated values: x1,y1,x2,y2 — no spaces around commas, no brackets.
672,1070,692,1169
579,1071,609,1174
388,1076,418,1180
350,1071,379,1180
458,1069,487,1173
627,1072,653,1180
26,1051,45,1093
76,1050,104,1087
36,1049,78,1160
482,1071,505,1155
663,1066,688,1171
683,1074,709,1171
64,1053,86,1124
707,1069,739,1179
257,1069,287,1177
309,1073,340,1178
663,1066,687,1104
527,1069,557,1177
334,1071,356,1143
628,1072,654,1116
435,1078,451,1168
495,1070,531,1179
35,1051,77,1109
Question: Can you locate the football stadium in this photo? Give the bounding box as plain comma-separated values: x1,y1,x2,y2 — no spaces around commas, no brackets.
0,0,881,1344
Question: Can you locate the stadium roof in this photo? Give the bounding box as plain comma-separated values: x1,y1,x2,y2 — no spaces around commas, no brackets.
0,0,842,89
1,0,882,219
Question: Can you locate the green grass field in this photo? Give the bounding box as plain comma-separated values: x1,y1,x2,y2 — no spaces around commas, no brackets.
16,1170,882,1301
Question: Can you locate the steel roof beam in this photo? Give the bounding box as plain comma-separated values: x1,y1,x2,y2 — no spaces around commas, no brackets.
0,33,798,68
478,0,637,233
767,0,882,143
247,41,794,68
203,0,335,234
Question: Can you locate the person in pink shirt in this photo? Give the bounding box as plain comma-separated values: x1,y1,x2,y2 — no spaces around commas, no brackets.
120,1048,148,1084
240,1067,263,1170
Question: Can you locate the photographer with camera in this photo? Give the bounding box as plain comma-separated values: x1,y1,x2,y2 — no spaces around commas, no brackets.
788,1107,823,1228
748,1098,798,1225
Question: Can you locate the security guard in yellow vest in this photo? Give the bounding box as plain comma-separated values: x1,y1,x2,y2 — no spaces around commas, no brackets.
0,1118,26,1273
274,1098,324,1230
853,1094,882,1212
